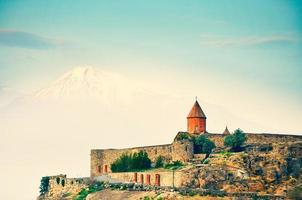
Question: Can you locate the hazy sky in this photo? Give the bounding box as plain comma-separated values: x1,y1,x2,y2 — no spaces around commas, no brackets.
0,1,302,200
0,0,302,94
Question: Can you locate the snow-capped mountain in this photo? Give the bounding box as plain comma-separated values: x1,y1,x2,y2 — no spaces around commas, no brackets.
0,85,23,107
33,66,134,104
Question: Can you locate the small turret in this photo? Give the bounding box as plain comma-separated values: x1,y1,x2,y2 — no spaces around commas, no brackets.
223,126,230,135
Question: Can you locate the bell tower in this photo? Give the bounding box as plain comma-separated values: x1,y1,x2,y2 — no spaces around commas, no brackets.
187,100,206,134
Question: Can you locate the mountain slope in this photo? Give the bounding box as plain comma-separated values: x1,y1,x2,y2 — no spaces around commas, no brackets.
33,66,133,103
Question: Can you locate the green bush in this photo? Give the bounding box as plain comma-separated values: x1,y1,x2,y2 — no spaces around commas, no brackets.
111,150,151,172
176,132,190,141
189,190,197,196
202,158,209,164
193,135,216,156
164,160,183,169
224,129,247,152
155,156,164,168
288,185,302,200
75,181,104,200
218,151,232,157
39,176,50,195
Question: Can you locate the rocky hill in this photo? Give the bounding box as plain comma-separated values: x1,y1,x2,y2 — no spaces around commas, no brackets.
38,138,302,200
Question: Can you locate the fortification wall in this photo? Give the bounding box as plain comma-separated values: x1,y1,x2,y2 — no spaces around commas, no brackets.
108,170,183,187
43,175,89,200
172,140,194,161
207,133,302,148
91,140,194,178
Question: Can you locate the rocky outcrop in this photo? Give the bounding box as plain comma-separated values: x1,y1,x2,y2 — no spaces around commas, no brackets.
178,141,302,197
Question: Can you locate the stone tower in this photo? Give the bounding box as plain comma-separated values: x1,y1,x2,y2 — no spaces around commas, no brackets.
187,100,206,134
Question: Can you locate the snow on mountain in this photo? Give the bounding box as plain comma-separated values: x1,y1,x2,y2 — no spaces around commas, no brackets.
0,85,23,107
33,66,135,104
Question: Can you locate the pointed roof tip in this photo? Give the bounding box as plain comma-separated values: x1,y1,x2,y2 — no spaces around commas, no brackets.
223,126,230,135
187,100,206,118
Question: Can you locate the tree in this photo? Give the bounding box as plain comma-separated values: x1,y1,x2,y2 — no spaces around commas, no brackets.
111,153,131,172
202,139,216,155
155,156,164,168
224,129,247,152
110,150,151,172
193,135,216,156
176,132,190,141
39,176,50,195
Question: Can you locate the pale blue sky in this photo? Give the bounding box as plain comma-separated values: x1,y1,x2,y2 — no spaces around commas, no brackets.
0,0,301,98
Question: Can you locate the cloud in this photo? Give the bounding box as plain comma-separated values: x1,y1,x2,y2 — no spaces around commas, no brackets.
0,29,66,49
200,34,301,47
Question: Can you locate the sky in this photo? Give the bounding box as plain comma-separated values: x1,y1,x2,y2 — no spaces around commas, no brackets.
0,1,302,199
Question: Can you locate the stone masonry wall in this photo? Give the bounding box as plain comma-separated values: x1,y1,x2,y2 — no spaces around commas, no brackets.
91,132,302,178
91,140,194,178
207,133,302,148
42,175,89,200
172,140,194,161
108,170,184,187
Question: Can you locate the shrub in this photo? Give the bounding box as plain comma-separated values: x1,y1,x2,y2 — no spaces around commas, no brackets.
176,132,190,141
75,181,104,200
164,160,183,170
111,150,151,172
111,154,131,172
202,158,209,164
39,176,50,195
155,156,164,168
193,135,216,156
224,128,247,152
288,185,302,200
62,193,71,197
189,190,197,196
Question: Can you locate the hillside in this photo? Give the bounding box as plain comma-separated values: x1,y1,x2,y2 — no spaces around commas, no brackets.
37,137,302,200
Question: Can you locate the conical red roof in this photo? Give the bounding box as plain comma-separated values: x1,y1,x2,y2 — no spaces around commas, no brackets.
187,100,206,118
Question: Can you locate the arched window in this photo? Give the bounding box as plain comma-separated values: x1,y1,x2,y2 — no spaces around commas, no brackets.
98,165,102,173
61,179,65,187
56,177,60,184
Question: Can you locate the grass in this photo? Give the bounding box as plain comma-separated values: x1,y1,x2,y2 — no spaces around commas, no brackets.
218,151,232,158
164,161,183,170
75,181,104,200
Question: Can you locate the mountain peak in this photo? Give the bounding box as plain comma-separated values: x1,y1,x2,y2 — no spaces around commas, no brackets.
67,66,96,77
33,66,127,102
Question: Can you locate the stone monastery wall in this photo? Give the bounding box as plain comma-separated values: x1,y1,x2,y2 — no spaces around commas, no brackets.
208,133,302,148
91,132,302,178
108,170,184,187
91,140,193,178
43,175,89,200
